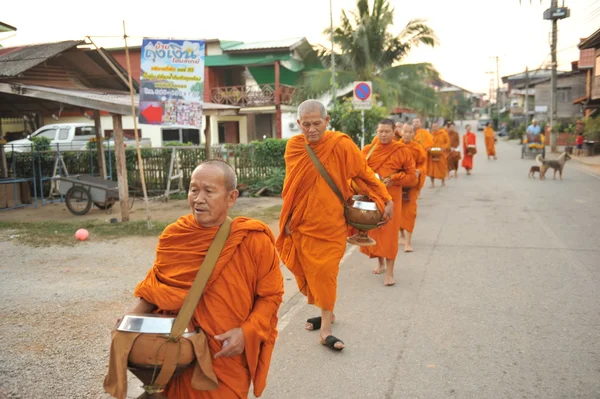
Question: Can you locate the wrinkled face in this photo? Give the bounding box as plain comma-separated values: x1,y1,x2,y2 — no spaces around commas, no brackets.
188,165,238,228
298,111,330,144
402,127,415,144
413,118,421,130
377,123,395,145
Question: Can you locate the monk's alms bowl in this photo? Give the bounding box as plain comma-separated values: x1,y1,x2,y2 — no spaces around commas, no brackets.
346,196,382,247
430,147,442,161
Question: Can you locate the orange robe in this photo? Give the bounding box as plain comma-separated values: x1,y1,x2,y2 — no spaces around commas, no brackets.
134,215,284,399
484,127,496,156
426,130,451,179
276,131,391,311
359,142,417,260
414,128,434,151
447,130,461,171
400,141,427,233
462,132,476,170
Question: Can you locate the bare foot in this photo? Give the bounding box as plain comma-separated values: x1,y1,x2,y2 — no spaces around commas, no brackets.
383,275,396,286
404,244,413,253
372,265,385,274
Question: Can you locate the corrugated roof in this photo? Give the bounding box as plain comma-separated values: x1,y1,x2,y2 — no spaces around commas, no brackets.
0,40,83,77
205,52,295,67
579,28,600,50
223,38,305,53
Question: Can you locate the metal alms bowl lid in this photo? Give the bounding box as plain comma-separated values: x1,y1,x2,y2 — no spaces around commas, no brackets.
116,314,191,335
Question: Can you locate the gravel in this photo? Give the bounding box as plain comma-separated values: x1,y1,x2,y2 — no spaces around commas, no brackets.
0,237,158,399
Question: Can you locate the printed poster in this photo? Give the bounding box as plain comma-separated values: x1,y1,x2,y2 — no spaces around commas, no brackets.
138,38,205,128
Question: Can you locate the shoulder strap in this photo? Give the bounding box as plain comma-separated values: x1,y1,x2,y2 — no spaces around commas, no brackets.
304,143,346,207
365,143,377,160
170,217,233,339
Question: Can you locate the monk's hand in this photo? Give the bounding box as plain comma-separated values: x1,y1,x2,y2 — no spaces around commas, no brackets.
214,328,245,359
415,169,421,178
383,177,393,187
378,201,394,226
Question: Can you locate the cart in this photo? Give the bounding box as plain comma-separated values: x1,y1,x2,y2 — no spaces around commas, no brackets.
57,175,131,216
521,133,546,159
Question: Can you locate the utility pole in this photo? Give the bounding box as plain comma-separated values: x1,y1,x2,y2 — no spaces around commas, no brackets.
524,66,530,127
549,0,558,152
496,56,501,129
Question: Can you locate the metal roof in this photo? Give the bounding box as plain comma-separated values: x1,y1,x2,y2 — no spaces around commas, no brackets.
223,38,305,53
0,40,83,77
578,28,600,50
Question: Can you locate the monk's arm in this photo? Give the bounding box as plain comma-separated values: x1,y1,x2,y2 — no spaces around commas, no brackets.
241,233,284,344
391,153,417,187
129,297,157,313
347,141,392,203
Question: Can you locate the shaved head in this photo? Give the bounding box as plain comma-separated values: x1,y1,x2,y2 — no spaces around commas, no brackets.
298,99,327,119
195,159,237,191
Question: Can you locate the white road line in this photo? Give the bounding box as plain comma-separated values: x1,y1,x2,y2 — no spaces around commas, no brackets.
276,245,358,332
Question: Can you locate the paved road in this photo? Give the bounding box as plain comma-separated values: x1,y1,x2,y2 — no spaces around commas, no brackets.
261,131,600,398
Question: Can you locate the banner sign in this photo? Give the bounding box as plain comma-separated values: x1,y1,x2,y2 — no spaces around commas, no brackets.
138,38,205,128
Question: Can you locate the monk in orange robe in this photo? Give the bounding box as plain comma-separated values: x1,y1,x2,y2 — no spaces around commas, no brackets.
399,125,428,253
277,100,393,351
426,122,451,188
122,161,284,399
394,121,404,141
412,117,434,151
447,122,462,179
359,119,417,286
462,124,477,175
483,122,497,160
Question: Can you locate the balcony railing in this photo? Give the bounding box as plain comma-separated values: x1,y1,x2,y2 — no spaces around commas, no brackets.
211,84,295,107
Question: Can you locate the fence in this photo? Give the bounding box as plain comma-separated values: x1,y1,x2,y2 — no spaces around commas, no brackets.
5,141,286,198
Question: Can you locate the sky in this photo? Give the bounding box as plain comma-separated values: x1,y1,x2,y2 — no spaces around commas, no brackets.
1,0,598,95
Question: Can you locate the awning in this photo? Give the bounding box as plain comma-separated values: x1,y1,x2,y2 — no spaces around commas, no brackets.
573,95,588,105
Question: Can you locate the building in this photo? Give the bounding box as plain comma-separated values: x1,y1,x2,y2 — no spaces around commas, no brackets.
106,37,322,145
530,61,586,123
501,69,557,124
574,28,600,117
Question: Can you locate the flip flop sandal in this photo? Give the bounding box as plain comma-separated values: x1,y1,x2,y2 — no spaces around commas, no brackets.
323,335,345,351
306,317,321,330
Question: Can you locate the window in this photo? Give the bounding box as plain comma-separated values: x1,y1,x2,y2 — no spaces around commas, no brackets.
34,128,57,140
162,129,180,143
557,87,571,102
104,129,140,139
182,129,200,145
58,128,70,140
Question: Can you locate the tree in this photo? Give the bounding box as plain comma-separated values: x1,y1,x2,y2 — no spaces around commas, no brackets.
329,99,389,145
297,0,439,112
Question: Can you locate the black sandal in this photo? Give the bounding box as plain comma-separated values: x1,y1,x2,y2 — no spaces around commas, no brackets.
306,317,321,330
323,335,345,351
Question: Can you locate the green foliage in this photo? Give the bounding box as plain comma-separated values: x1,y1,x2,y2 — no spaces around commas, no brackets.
509,122,526,140
297,0,438,112
584,116,600,141
249,167,286,195
329,99,389,145
30,136,51,151
164,141,195,147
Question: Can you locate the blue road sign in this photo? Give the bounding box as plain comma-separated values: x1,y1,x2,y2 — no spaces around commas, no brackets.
354,83,371,101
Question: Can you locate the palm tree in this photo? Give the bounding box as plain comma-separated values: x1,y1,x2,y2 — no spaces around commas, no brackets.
298,0,439,112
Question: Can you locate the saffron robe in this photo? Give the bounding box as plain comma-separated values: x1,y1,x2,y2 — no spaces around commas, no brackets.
447,130,462,171
414,128,434,151
462,132,477,170
400,141,428,233
359,141,417,260
426,130,451,179
276,131,391,311
484,127,496,156
134,215,284,399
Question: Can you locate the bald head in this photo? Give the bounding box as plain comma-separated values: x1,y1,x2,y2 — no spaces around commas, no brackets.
194,159,237,191
298,99,327,119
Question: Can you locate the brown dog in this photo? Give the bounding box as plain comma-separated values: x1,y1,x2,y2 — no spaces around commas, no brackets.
528,165,540,179
536,153,571,180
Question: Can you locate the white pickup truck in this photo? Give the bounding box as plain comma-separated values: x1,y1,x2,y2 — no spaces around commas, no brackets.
6,123,152,152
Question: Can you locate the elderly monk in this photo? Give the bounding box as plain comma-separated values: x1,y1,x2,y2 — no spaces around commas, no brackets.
360,119,417,286
447,122,462,179
277,99,393,351
427,122,451,188
483,122,497,160
128,160,284,398
462,124,477,175
412,118,434,151
399,125,427,253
